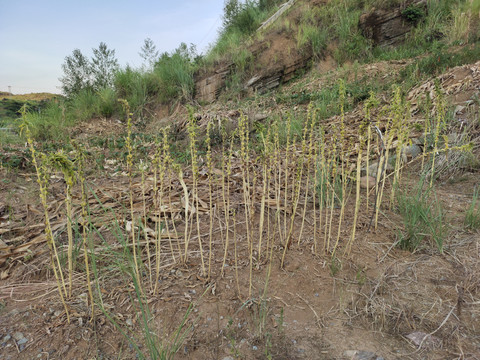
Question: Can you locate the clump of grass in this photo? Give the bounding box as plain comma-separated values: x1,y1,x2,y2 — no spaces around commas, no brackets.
396,178,446,253
114,66,161,117
23,101,69,141
465,187,480,230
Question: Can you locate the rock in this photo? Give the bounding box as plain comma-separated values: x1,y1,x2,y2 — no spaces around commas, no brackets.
126,318,133,327
284,257,302,272
343,350,384,360
406,331,442,349
454,105,466,115
367,161,394,178
360,176,376,189
54,310,62,317
17,337,28,345
359,0,427,47
222,357,235,360
402,144,422,160
13,332,24,341
2,334,11,346
194,64,233,103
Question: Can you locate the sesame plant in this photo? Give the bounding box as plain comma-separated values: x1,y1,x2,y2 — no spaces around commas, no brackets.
19,107,70,322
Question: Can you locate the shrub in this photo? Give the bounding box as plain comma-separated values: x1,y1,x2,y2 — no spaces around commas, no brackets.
402,5,426,24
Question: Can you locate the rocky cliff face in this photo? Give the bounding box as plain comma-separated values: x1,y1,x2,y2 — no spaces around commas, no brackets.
194,64,233,104
195,0,427,104
359,0,427,47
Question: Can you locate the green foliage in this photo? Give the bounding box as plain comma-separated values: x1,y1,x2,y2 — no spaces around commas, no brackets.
396,179,446,253
115,66,161,116
333,2,371,63
22,101,69,141
297,24,328,58
222,0,270,36
402,5,426,24
97,87,118,118
67,88,100,122
154,43,197,103
60,42,118,97
465,187,480,230
139,37,160,69
60,49,92,97
400,43,480,85
91,42,119,91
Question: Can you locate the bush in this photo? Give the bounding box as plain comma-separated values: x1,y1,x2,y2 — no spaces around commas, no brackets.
402,5,426,24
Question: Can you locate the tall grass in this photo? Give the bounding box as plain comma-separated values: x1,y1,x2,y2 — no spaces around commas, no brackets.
154,43,196,103
115,66,160,117
24,101,68,141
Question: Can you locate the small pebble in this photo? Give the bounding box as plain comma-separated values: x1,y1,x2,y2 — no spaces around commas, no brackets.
13,332,24,341
17,338,28,345
252,345,258,351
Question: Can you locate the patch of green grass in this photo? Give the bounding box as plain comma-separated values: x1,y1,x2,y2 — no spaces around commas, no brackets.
465,187,480,230
396,178,446,253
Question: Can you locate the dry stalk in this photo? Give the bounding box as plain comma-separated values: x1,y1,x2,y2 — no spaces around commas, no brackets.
20,114,70,323
72,141,94,320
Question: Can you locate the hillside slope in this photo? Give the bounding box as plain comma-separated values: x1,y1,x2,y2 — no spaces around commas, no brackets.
0,1,480,359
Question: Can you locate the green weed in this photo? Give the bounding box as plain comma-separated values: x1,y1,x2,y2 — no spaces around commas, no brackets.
396,178,446,253
465,187,480,230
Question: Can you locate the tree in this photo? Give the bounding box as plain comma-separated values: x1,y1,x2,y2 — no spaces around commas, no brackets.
59,42,119,97
59,49,92,97
139,38,159,69
222,0,241,30
91,42,119,91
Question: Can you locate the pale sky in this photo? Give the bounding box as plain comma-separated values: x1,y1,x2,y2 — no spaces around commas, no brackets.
0,0,225,94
